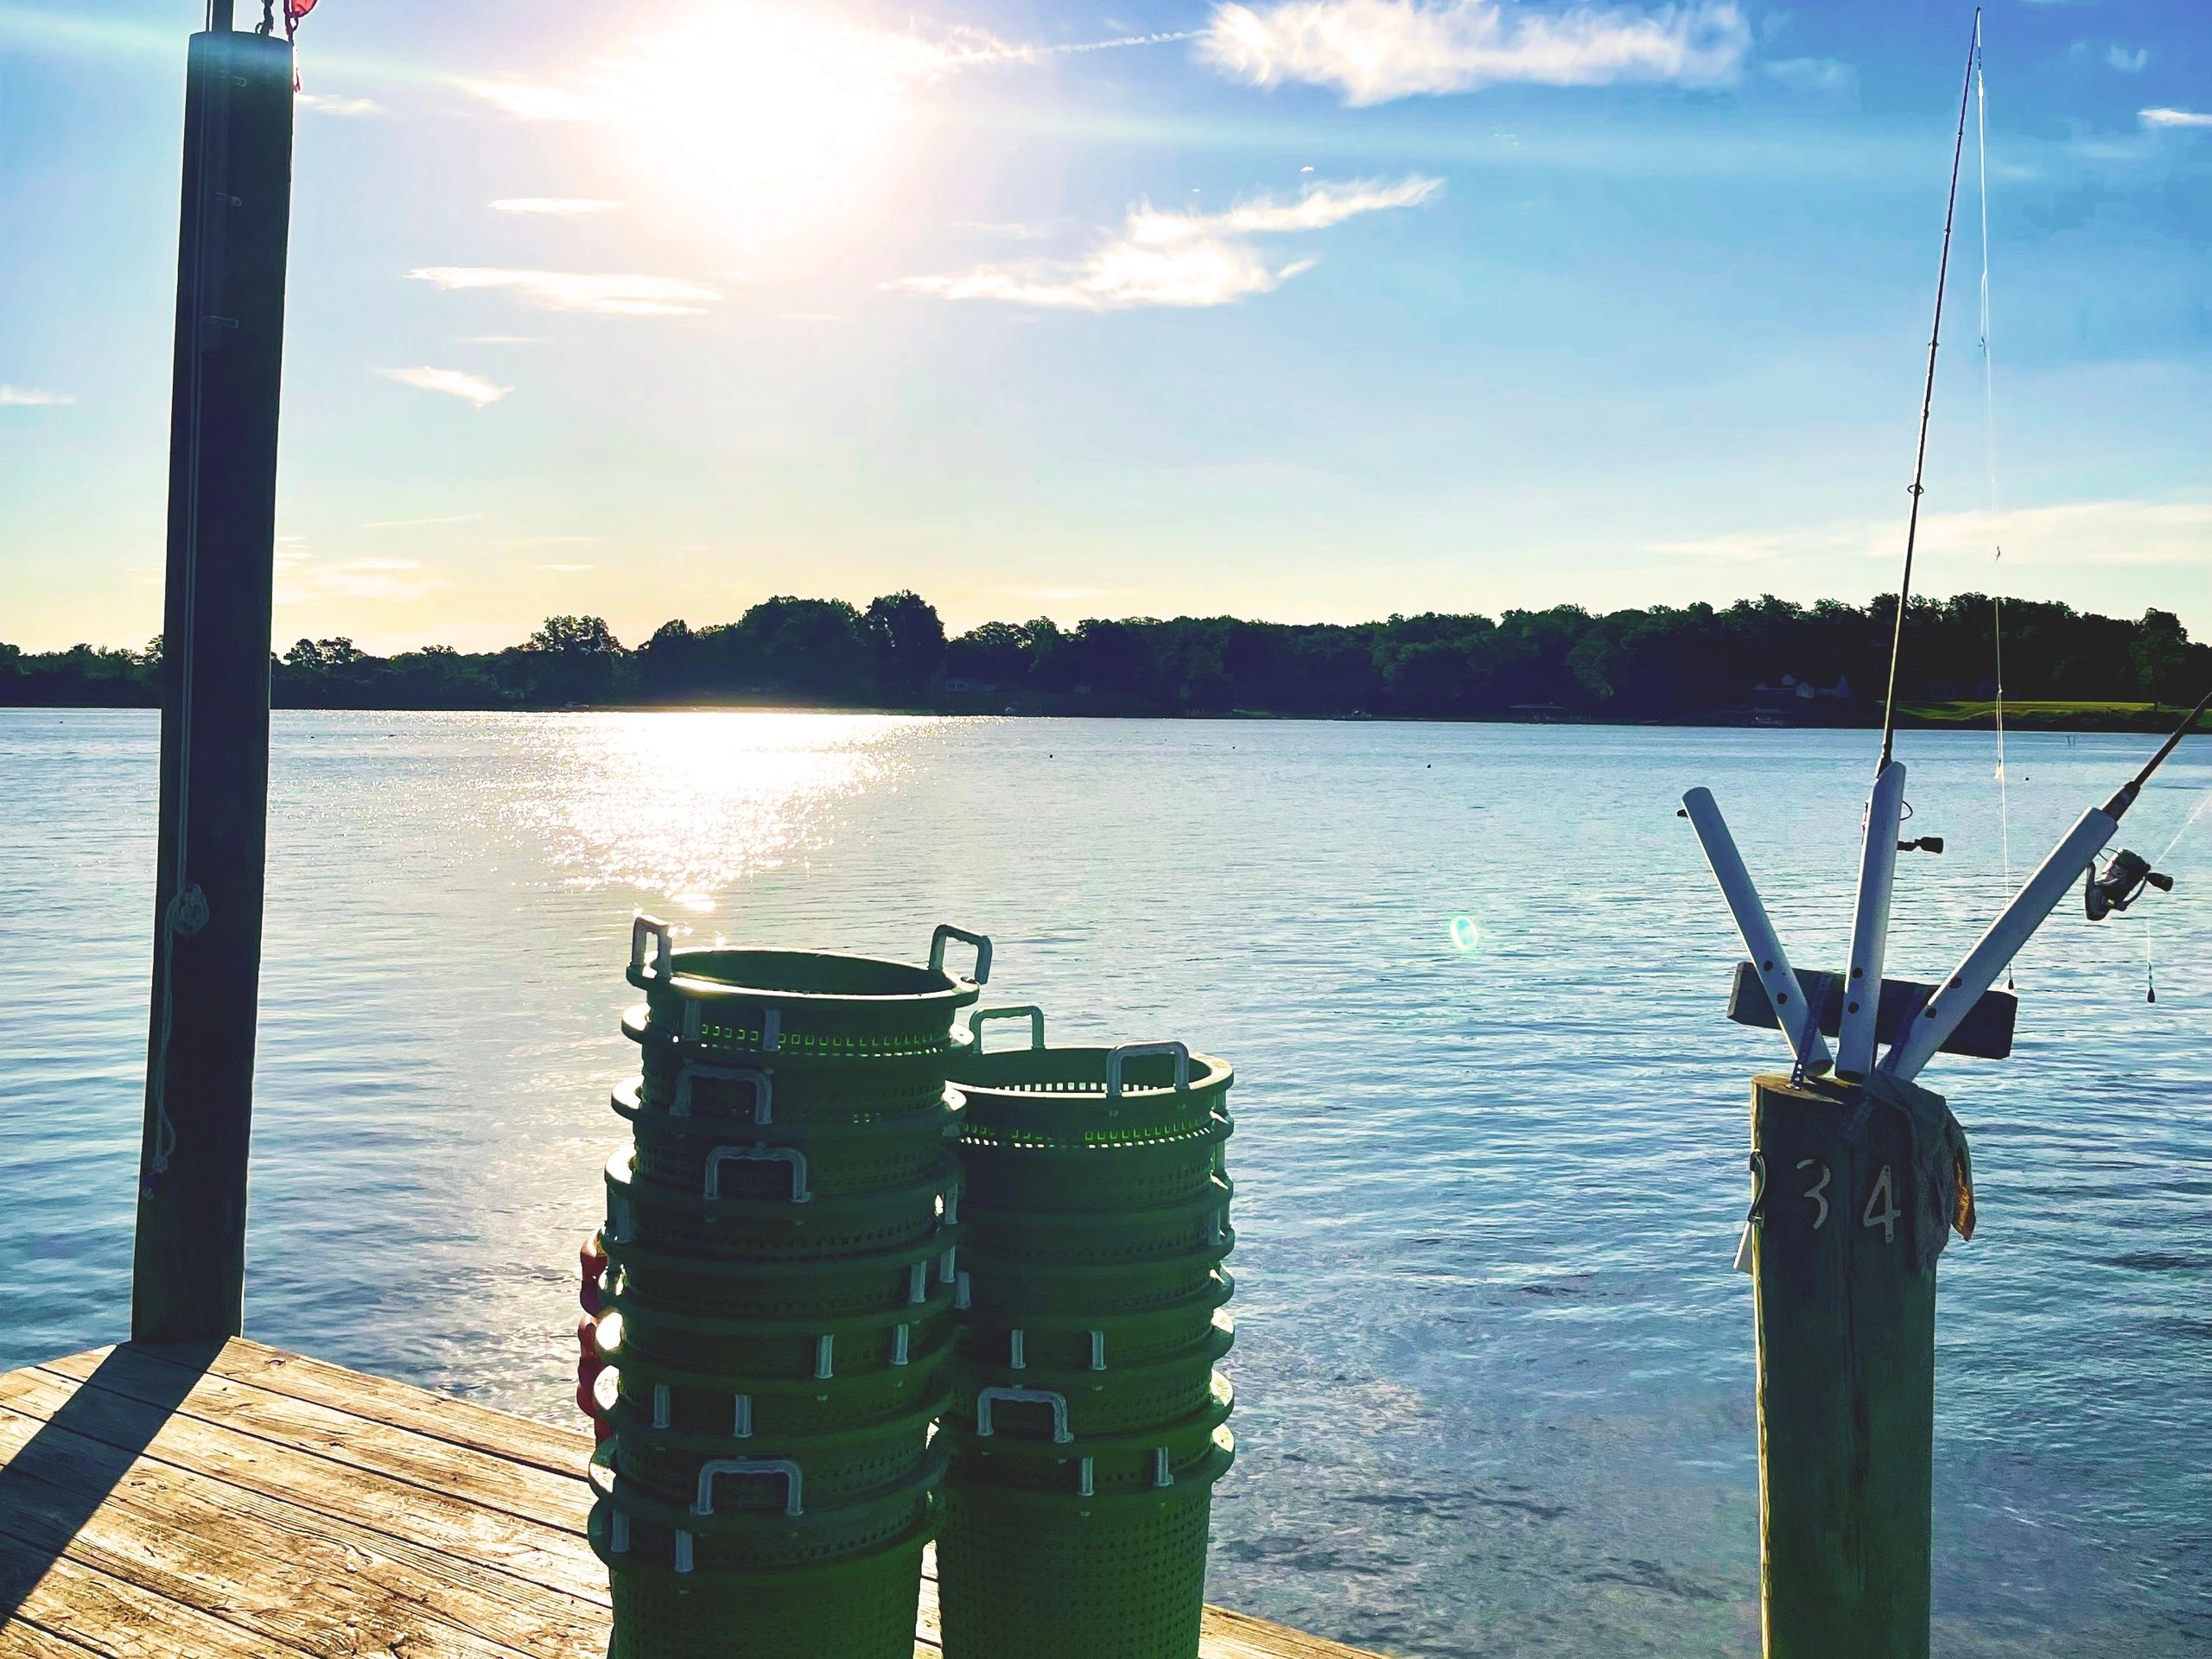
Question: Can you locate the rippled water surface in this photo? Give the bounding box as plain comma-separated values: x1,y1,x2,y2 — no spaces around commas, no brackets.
3,709,2206,1656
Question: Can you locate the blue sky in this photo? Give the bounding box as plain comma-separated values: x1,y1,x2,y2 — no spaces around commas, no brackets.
2,0,2207,652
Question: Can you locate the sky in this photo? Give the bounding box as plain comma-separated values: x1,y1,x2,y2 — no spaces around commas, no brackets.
1,0,2208,654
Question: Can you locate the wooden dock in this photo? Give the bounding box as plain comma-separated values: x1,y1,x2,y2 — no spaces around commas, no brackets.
0,1338,1375,1659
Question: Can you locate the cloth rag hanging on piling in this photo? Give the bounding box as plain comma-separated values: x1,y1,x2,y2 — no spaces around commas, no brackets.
1864,1070,1976,1274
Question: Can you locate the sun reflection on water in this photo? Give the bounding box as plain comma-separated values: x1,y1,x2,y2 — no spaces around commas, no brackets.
487,711,941,911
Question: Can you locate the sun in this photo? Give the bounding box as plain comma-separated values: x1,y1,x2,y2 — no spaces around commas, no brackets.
593,3,946,246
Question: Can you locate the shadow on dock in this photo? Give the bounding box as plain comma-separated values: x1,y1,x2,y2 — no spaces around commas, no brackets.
0,1341,219,1624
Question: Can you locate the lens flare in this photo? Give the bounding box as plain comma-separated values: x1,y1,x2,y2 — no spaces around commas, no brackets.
1447,914,1481,954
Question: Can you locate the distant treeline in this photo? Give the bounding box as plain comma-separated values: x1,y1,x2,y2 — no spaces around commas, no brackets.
4,591,2206,722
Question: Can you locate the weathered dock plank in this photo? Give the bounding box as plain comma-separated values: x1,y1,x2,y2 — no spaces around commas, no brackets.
0,1339,1385,1659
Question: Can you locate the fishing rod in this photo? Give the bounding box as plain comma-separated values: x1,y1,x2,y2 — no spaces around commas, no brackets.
1881,685,2211,1079
1877,9,1982,774
1832,12,1985,1079
1673,22,2209,1646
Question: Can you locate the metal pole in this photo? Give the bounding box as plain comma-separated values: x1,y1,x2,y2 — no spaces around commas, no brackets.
132,23,295,1344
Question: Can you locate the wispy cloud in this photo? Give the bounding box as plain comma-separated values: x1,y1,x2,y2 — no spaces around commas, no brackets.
407,267,721,317
892,175,1441,311
1646,499,2212,572
1197,0,1751,105
534,563,597,572
490,197,622,215
1764,56,1854,98
2106,45,2149,74
2140,107,2212,130
459,20,1192,124
297,92,383,116
378,365,512,407
0,385,72,406
275,549,444,606
364,512,482,531
502,534,602,548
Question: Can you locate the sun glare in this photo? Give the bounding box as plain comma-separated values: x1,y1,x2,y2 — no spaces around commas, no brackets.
594,3,945,245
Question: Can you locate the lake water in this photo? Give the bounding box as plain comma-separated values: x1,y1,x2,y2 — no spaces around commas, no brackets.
2,709,2206,1656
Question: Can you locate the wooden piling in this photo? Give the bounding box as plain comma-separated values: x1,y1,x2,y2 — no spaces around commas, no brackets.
132,22,295,1344
1749,1073,1936,1659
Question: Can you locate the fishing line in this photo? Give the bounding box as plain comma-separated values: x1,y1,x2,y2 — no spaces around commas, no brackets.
2143,795,2212,1003
2152,793,2211,866
1974,16,2016,990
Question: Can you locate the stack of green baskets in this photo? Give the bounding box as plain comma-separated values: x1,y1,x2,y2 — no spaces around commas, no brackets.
587,914,989,1659
938,1007,1236,1659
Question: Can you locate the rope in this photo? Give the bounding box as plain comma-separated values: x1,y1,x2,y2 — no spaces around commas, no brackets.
145,29,226,1200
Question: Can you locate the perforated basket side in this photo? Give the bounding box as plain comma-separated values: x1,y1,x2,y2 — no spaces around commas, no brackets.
601,1224,960,1323
594,1498,934,1659
936,1433,1233,1659
604,1149,958,1262
620,1083,961,1198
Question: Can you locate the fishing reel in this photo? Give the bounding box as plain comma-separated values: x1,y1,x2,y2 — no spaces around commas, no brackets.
2083,849,2174,921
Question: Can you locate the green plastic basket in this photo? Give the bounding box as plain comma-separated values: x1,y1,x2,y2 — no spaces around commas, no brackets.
616,1081,961,1198
936,1430,1234,1659
628,918,988,1058
935,1377,1233,1497
949,1315,1233,1439
603,1148,957,1261
959,1176,1231,1268
591,1433,947,1568
601,1309,955,1433
950,1014,1231,1135
957,1108,1230,1214
625,1005,975,1122
597,1300,950,1407
955,1270,1234,1374
609,1379,948,1513
955,1235,1234,1322
601,1224,959,1323
594,1497,934,1659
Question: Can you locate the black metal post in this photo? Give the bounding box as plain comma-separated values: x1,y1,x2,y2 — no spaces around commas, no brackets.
132,21,295,1344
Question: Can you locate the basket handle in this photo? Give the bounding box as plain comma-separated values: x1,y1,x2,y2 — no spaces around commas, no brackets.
969,1006,1045,1053
670,1063,772,1123
692,1457,803,1518
1107,1041,1191,1100
630,914,675,981
974,1386,1071,1443
930,925,993,987
703,1145,810,1204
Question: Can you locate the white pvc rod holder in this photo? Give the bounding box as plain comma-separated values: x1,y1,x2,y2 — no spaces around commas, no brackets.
1837,762,1907,1079
1884,804,2118,1082
1681,788,1834,1075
